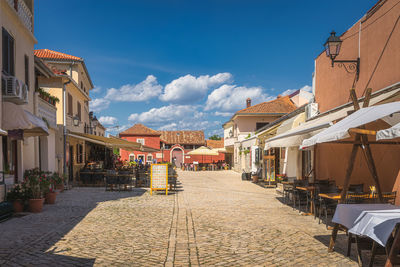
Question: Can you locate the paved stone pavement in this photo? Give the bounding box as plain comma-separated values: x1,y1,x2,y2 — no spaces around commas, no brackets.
0,171,386,266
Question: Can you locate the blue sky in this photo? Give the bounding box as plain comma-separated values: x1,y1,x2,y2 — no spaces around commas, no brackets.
34,0,377,137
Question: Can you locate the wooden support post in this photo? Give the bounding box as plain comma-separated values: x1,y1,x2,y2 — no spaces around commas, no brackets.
386,226,400,267
360,135,384,202
350,88,361,110
329,137,360,252
363,88,372,108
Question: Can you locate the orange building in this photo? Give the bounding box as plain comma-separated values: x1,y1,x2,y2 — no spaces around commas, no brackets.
313,0,400,200
119,124,224,166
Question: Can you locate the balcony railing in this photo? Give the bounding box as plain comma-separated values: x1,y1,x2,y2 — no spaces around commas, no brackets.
6,0,33,33
38,97,57,129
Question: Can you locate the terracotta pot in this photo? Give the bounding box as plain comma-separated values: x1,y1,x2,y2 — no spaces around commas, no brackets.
57,184,64,192
13,199,24,212
29,198,44,213
45,192,57,204
252,175,259,183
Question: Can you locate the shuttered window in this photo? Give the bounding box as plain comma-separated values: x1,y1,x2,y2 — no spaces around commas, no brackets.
2,28,15,76
68,93,73,116
77,101,81,120
24,55,29,88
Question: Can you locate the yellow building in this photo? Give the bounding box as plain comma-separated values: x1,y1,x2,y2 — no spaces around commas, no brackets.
35,49,95,184
0,0,53,191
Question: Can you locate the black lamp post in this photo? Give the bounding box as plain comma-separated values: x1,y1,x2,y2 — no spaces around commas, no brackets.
324,31,360,80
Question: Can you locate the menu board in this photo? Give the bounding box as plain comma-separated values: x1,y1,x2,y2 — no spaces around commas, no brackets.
150,164,168,195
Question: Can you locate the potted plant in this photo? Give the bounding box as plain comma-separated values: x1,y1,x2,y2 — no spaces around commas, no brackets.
6,184,25,212
52,172,65,192
24,168,45,213
45,188,57,204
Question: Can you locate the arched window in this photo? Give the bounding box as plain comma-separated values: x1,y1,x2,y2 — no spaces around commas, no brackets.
129,153,135,162
147,154,153,163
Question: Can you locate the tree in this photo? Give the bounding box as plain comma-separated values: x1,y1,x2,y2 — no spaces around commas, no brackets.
209,134,221,140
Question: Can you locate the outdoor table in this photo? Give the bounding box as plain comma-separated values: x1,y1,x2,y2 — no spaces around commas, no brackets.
332,204,400,266
297,186,316,215
319,192,341,200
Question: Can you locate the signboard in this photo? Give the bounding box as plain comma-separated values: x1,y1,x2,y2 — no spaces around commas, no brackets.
150,164,168,195
156,153,163,159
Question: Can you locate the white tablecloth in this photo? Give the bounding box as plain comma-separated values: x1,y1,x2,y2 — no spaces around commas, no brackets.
332,204,400,247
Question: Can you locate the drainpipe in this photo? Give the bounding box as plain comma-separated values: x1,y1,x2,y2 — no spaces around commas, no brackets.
63,79,71,188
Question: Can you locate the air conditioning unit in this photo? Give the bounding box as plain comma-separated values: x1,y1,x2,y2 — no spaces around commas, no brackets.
305,103,318,119
2,74,27,104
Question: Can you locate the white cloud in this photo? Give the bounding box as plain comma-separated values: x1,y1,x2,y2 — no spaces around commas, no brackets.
159,73,232,103
104,75,162,102
281,85,312,96
214,111,233,117
128,105,196,124
98,116,118,125
92,85,102,93
90,98,110,112
205,84,272,112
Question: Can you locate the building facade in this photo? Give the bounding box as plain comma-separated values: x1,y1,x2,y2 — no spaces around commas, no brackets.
119,124,224,166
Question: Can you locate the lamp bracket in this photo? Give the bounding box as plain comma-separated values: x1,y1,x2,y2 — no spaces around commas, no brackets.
332,58,360,81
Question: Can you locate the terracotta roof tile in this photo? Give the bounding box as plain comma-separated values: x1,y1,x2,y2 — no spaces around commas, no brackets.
119,124,161,136
237,96,297,114
160,131,205,145
34,49,82,61
206,140,224,148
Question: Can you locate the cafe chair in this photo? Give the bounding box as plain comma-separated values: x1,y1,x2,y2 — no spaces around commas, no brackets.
293,180,309,213
318,185,340,229
348,183,364,193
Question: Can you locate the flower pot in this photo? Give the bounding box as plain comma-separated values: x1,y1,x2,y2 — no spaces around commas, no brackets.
29,198,44,213
57,184,64,192
45,192,57,204
13,199,24,212
252,175,259,183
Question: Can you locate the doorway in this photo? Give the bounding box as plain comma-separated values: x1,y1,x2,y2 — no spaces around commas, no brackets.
171,148,183,167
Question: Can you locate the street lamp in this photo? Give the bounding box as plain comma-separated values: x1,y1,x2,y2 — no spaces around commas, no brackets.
72,115,80,127
324,30,360,80
92,116,98,128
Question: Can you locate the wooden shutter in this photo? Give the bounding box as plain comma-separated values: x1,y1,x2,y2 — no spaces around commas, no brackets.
68,93,73,116
77,101,81,120
24,55,29,88
2,28,15,76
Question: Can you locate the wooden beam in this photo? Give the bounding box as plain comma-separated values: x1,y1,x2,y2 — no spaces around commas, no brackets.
360,135,384,202
326,141,400,145
363,88,372,108
329,135,360,252
350,88,360,110
349,128,377,135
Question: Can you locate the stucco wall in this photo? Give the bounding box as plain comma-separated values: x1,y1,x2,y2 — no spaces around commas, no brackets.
315,0,400,113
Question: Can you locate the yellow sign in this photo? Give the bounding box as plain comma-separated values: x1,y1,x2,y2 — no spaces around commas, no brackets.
150,164,168,195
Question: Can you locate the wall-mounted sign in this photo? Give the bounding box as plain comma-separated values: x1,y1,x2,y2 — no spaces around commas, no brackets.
156,153,162,159
150,164,168,195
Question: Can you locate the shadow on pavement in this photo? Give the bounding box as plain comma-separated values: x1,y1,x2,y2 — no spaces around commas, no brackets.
0,187,147,266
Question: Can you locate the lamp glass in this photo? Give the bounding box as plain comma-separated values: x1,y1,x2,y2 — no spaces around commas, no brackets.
73,116,79,126
324,31,342,60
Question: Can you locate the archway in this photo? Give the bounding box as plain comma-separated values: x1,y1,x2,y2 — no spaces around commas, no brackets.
170,147,184,167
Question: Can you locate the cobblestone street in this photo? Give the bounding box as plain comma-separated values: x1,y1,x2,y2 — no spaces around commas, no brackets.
0,171,373,266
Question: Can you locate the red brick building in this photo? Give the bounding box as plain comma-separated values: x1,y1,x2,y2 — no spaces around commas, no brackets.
119,124,225,166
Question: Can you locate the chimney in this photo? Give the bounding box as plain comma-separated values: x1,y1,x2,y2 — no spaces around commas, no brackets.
246,98,251,108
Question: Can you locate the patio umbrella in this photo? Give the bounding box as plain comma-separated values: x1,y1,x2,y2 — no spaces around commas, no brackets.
187,146,218,163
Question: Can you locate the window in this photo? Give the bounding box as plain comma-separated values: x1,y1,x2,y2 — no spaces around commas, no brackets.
67,93,73,116
2,28,15,75
136,138,145,145
76,144,83,164
24,55,29,88
77,101,81,121
256,122,269,131
147,154,153,162
81,81,83,89
129,154,135,162
164,144,171,149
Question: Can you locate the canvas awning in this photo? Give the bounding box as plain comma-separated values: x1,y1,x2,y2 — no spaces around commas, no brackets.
264,111,342,150
69,132,142,150
301,102,400,148
187,146,219,156
2,102,49,137
0,129,7,136
211,147,227,153
376,122,400,140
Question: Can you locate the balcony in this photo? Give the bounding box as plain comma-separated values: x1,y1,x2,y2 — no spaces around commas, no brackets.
224,137,235,147
6,0,33,33
38,97,57,129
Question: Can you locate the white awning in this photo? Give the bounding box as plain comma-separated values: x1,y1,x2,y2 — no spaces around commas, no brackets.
376,122,400,141
264,109,347,150
301,102,400,148
2,102,49,137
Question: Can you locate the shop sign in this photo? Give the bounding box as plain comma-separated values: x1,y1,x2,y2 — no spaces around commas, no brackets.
150,164,168,195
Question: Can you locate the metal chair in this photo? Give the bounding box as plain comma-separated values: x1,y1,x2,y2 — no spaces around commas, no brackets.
318,185,340,229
